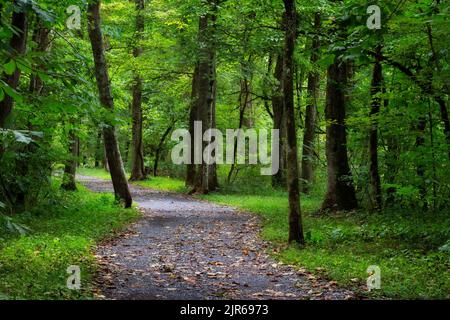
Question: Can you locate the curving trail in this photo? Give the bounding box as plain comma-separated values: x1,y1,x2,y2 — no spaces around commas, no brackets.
78,176,356,300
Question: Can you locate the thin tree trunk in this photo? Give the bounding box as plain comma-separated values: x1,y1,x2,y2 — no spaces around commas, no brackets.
130,0,146,181
272,54,287,188
0,1,28,127
95,130,102,167
227,71,252,184
283,0,304,245
300,13,320,194
87,0,132,208
383,84,398,206
61,129,79,191
369,45,383,209
186,65,199,186
153,123,174,177
321,58,358,212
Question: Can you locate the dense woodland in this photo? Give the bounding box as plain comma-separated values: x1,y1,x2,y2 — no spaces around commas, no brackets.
0,0,449,300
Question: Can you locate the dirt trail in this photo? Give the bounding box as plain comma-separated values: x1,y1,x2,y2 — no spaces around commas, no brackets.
78,176,355,300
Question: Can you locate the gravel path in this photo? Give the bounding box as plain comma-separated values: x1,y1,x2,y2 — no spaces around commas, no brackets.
78,176,356,300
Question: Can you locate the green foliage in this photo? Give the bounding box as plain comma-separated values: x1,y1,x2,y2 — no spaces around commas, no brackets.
0,184,140,300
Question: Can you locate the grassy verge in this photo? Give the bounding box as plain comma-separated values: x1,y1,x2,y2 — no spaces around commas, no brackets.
0,183,140,300
78,168,450,299
77,167,188,193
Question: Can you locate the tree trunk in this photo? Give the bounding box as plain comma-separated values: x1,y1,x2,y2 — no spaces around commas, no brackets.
61,129,79,191
368,46,383,210
0,1,28,127
300,13,320,194
87,0,132,208
321,58,358,212
271,54,287,188
95,130,102,168
186,65,199,186
129,0,146,181
227,70,252,184
192,1,218,194
29,22,50,96
154,124,174,177
283,0,304,245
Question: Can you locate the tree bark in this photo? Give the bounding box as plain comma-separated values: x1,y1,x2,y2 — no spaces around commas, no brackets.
283,0,304,245
369,46,383,210
192,1,218,194
321,58,358,212
271,54,287,188
0,1,28,128
87,0,132,208
61,129,79,191
227,69,253,184
129,0,146,181
29,22,50,96
186,65,199,186
153,123,174,177
95,130,102,167
300,13,320,194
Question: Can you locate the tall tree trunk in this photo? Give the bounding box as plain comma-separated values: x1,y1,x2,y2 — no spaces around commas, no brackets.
0,1,28,128
130,0,146,181
61,129,79,191
186,65,199,186
321,58,358,212
87,0,132,208
300,13,320,194
283,0,304,245
369,46,383,210
272,54,287,188
193,1,218,194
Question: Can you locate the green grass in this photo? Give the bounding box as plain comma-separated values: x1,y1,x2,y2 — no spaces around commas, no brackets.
78,168,450,299
77,167,188,193
133,178,188,193
77,167,113,180
0,183,140,300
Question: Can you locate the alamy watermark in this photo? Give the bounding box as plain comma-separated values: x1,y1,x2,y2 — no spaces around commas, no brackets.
366,265,381,291
67,265,81,290
171,122,279,176
66,5,81,30
367,5,382,30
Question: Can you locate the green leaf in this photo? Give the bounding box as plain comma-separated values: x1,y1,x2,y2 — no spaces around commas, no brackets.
2,84,23,103
4,60,16,75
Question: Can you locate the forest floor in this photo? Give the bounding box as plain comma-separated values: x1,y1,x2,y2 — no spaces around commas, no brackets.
78,176,356,300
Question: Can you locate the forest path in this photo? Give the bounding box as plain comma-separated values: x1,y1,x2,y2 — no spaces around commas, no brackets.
78,175,355,300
